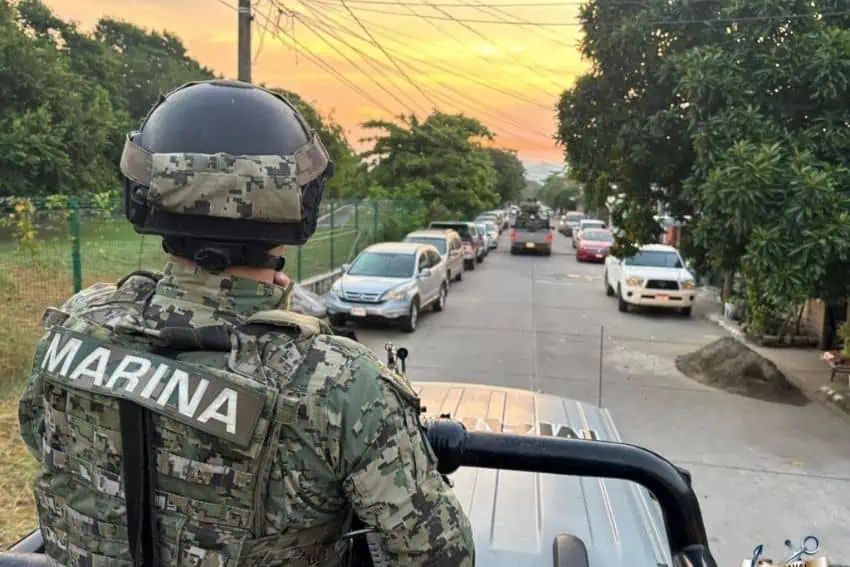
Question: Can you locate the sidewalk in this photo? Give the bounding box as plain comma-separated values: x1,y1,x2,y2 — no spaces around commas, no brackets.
697,288,850,419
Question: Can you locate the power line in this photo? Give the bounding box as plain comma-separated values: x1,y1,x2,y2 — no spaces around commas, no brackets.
466,0,576,49
285,9,425,113
305,3,556,109
310,3,850,25
295,7,557,146
220,0,400,115
338,0,440,110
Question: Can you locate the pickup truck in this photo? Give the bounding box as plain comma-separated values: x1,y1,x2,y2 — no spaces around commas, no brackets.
509,214,553,256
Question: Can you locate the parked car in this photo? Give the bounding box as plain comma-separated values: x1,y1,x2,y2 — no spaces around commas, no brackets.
603,244,697,316
576,228,614,262
572,218,606,248
479,220,499,249
476,214,501,234
559,211,585,236
404,228,465,283
476,223,491,255
429,221,485,269
327,242,449,332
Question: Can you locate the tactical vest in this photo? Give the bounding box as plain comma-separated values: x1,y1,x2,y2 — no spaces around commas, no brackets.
30,272,350,567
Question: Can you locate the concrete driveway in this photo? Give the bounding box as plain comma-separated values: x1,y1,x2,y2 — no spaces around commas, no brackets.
351,231,850,566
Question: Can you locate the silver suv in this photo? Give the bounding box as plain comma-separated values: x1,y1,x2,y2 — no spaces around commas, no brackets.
326,242,449,333
404,229,465,283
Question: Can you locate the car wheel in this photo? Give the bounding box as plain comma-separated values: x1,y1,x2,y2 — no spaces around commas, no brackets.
510,247,518,255
466,259,476,270
680,306,693,317
330,314,346,326
401,300,419,333
477,253,484,263
604,270,615,297
433,284,447,312
455,269,463,282
617,285,629,313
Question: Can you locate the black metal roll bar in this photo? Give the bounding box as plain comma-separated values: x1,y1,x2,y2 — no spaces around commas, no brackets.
424,418,719,567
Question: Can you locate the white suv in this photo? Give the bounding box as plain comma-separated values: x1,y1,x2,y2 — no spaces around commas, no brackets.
604,244,697,316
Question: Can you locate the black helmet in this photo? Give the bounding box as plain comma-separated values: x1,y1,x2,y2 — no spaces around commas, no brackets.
120,80,334,272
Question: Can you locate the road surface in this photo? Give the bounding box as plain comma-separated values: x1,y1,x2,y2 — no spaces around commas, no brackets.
351,231,850,565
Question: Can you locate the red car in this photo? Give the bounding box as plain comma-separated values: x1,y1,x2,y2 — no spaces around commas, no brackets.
576,228,614,262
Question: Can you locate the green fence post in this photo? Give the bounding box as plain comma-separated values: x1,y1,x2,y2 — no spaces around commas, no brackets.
329,201,335,271
69,197,83,293
354,201,359,231
297,246,303,282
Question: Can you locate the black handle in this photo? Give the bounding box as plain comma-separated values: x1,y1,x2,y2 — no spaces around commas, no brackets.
425,419,717,566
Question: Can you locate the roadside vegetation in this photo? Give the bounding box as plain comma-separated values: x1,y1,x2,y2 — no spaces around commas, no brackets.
556,0,850,339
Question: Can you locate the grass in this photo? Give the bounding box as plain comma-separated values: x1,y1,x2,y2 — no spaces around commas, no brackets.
0,208,384,548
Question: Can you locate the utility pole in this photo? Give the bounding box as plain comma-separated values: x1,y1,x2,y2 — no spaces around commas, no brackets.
238,0,252,82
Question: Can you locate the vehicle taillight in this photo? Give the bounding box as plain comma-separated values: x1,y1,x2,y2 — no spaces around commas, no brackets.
545,231,553,242
510,230,517,240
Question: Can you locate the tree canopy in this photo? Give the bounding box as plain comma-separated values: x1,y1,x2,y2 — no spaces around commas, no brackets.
486,148,526,205
360,112,501,219
557,0,850,331
0,0,366,199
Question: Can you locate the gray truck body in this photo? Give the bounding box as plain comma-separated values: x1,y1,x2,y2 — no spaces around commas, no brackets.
510,215,553,255
415,381,673,567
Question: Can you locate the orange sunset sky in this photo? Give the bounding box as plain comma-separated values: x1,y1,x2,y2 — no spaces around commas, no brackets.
45,0,589,168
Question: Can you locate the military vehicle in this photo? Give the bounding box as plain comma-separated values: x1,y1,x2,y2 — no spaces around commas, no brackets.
510,200,554,256
5,344,824,567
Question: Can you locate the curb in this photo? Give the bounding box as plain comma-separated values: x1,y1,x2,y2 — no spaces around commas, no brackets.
702,310,850,420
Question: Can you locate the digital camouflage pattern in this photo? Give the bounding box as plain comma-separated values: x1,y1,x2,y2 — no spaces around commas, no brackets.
119,129,331,222
19,261,474,567
148,152,303,222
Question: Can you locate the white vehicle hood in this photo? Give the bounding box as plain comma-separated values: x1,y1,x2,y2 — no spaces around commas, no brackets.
622,266,693,282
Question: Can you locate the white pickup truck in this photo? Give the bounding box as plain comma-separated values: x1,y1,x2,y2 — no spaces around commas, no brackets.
603,244,697,316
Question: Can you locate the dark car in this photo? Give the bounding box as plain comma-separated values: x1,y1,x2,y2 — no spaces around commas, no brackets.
429,221,485,270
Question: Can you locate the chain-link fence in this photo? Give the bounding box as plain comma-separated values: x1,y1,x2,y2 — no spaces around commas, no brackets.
0,197,420,395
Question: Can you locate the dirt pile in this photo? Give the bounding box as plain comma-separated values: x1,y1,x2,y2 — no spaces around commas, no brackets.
675,337,808,405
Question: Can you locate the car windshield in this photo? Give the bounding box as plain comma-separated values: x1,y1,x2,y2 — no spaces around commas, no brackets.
348,252,415,277
405,237,446,254
582,221,605,229
583,230,613,242
566,212,584,221
431,223,470,239
624,250,683,268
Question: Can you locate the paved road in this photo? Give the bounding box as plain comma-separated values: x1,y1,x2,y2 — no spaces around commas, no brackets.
352,231,850,566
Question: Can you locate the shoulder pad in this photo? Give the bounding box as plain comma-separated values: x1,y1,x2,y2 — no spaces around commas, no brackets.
242,309,330,339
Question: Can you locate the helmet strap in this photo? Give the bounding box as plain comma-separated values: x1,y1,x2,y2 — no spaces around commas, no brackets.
162,237,286,273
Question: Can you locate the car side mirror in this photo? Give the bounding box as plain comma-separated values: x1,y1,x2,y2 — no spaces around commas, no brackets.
419,268,432,278
341,263,351,273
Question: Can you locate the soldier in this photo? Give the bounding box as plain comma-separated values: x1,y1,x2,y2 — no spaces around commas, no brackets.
18,80,474,567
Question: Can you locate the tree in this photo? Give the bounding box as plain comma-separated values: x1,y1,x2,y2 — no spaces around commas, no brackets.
361,112,500,220
557,0,850,334
268,88,369,199
537,173,581,211
486,148,526,205
0,0,124,197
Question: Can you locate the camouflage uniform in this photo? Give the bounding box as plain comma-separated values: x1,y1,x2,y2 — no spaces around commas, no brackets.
19,261,475,567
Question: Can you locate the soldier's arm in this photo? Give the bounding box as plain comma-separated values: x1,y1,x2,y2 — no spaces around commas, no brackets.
18,283,118,461
338,354,475,567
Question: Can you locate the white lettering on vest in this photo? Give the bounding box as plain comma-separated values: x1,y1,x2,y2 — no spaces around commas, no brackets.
69,347,111,384
197,389,238,434
106,355,151,391
139,363,169,399
42,334,82,376
156,370,208,418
